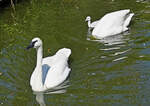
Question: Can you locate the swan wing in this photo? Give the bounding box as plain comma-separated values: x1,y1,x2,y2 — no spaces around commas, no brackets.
43,48,71,89
43,52,70,88
123,13,134,31
44,58,70,88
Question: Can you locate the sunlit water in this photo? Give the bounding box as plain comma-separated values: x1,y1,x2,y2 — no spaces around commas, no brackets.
1,0,150,105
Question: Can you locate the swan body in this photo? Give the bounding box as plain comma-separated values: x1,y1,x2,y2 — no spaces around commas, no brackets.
92,9,134,39
85,16,99,28
27,38,71,92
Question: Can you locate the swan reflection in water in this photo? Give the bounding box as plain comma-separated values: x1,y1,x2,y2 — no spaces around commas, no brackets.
87,30,131,62
87,28,130,46
33,80,70,106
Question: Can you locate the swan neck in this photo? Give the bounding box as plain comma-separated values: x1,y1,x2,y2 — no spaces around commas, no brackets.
88,20,91,27
36,46,43,67
32,45,44,91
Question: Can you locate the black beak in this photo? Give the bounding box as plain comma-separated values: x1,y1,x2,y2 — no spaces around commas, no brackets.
26,40,37,50
26,42,34,50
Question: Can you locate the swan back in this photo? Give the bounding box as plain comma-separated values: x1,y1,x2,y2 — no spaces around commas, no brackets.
56,48,71,58
92,9,133,38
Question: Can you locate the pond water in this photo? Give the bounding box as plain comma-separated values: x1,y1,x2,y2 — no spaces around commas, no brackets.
1,0,150,105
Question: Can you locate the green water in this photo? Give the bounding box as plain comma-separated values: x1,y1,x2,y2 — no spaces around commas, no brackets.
1,0,150,105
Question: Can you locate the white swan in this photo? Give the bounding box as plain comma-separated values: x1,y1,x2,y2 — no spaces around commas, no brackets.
91,9,134,39
26,37,71,92
85,16,99,29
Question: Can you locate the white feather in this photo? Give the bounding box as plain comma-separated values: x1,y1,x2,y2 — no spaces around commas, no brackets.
92,9,134,39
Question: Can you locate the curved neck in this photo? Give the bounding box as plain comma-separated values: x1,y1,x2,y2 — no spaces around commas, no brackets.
88,20,91,27
36,46,43,68
32,45,45,91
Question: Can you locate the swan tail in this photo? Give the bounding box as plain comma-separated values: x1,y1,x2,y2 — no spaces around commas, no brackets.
124,13,134,28
117,9,130,16
123,9,130,14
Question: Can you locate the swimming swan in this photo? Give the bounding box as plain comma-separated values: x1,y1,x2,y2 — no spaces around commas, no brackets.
85,16,99,28
91,9,134,39
26,37,71,92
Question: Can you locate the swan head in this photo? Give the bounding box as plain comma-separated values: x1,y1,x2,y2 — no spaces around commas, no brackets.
56,48,71,58
85,16,91,22
26,37,43,50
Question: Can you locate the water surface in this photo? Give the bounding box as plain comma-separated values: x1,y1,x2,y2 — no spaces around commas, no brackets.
1,0,150,105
